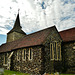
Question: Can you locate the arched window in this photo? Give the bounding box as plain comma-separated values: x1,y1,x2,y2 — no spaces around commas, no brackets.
22,49,26,61
50,42,58,60
17,50,20,61
29,48,33,60
54,42,58,60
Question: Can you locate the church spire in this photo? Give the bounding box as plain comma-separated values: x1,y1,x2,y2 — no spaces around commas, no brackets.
13,12,22,30
7,12,26,35
7,11,26,42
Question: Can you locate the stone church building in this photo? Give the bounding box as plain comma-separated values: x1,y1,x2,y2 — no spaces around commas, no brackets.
0,13,75,75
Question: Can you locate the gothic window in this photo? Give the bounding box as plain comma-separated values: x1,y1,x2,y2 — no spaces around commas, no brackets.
54,42,58,60
50,43,54,60
29,48,33,60
50,42,59,60
17,50,20,61
22,49,26,61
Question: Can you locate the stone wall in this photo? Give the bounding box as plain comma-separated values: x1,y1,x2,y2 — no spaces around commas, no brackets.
0,52,11,69
0,41,74,74
7,32,25,42
62,41,75,74
0,46,44,75
43,28,62,73
11,46,44,75
0,53,4,68
0,26,74,74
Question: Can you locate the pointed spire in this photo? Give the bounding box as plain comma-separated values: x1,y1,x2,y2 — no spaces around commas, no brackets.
8,11,26,35
13,11,22,29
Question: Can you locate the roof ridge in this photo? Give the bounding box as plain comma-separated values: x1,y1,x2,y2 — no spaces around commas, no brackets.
1,26,55,46
0,26,57,53
59,27,75,33
25,26,55,37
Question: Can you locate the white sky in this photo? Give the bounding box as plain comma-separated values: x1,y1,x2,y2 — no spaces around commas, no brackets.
0,0,75,35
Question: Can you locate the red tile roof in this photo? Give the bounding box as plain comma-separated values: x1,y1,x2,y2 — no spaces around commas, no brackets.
59,27,75,42
0,39,21,53
13,26,55,50
0,26,55,53
0,26,74,53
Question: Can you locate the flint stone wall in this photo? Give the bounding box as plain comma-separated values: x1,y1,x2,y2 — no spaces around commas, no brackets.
12,46,44,75
0,52,11,69
0,46,44,75
43,28,62,73
62,41,75,74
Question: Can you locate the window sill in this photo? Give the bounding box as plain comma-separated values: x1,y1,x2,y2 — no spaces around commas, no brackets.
22,59,26,61
50,59,62,61
17,58,20,61
3,64,8,66
28,59,33,61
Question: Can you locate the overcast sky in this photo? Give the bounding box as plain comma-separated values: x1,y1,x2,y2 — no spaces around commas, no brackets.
0,0,75,45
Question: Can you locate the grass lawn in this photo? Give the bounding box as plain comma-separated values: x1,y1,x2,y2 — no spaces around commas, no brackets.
60,74,75,75
4,70,75,75
46,73,75,75
4,70,30,75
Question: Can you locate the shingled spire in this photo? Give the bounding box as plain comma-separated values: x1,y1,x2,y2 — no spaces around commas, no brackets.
13,13,22,30
8,13,26,34
7,12,26,42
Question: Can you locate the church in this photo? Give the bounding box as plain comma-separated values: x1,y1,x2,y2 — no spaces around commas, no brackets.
0,13,75,75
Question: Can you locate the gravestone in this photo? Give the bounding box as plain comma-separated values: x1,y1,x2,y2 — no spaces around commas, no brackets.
0,68,4,75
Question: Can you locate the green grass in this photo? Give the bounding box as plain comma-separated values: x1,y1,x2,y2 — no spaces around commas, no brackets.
60,74,75,75
4,70,75,75
49,73,75,75
55,73,75,75
4,70,30,75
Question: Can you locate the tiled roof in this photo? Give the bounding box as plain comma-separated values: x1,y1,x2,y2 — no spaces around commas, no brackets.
59,27,75,42
0,26,55,53
0,39,21,53
13,26,55,49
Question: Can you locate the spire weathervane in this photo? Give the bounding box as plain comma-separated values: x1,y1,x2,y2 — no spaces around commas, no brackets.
18,9,20,13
